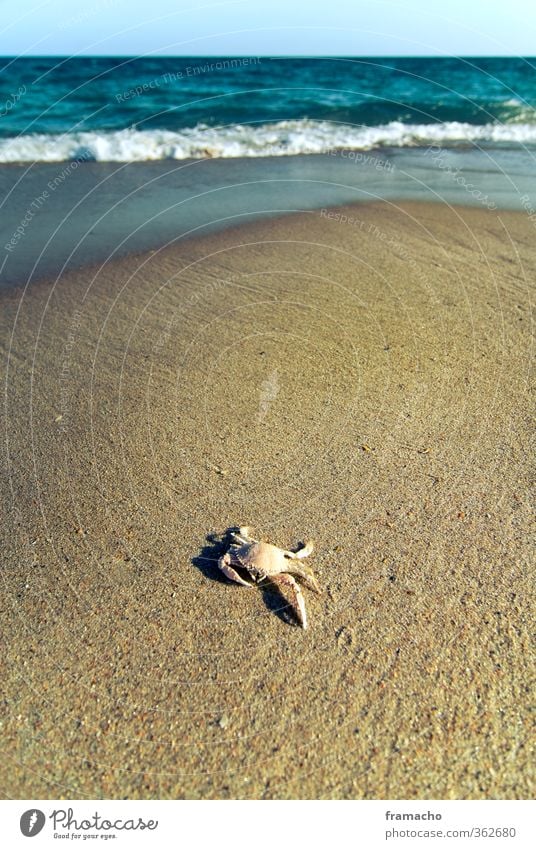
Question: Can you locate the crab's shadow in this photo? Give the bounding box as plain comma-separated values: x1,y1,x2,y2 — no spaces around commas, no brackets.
191,528,298,627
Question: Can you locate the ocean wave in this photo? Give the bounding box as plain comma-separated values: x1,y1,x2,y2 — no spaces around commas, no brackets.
2,119,536,162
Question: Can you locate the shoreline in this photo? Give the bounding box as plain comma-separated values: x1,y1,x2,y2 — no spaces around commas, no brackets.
1,200,533,799
2,147,536,289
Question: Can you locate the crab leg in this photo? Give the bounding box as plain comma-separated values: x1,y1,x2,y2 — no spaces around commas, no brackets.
230,526,258,546
270,572,308,629
218,552,255,587
283,540,314,560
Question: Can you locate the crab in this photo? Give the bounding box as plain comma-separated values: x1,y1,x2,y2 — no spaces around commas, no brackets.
218,526,320,628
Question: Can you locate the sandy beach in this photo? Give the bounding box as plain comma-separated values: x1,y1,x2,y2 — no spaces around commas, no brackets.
1,199,533,799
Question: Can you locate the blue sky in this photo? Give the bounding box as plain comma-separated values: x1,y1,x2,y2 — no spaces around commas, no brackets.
0,0,533,56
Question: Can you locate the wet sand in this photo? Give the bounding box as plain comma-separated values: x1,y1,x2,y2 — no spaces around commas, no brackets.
1,200,534,799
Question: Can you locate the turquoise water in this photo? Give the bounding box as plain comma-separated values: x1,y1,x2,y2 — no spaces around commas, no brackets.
1,56,536,160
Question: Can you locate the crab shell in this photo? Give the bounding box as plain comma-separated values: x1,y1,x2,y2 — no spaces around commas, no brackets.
233,541,290,579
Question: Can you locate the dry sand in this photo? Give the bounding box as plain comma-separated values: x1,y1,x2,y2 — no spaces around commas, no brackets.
1,201,534,799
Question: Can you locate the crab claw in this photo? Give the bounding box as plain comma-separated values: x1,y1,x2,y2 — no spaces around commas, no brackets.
270,573,308,629
218,552,255,587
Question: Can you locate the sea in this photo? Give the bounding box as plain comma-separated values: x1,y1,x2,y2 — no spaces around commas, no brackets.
1,57,535,286
1,56,535,161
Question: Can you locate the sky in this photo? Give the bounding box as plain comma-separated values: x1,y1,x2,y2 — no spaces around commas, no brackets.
0,0,533,56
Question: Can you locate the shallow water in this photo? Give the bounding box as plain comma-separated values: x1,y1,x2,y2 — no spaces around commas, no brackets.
1,147,535,288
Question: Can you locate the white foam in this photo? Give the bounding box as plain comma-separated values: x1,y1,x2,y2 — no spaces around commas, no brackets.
1,119,536,162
